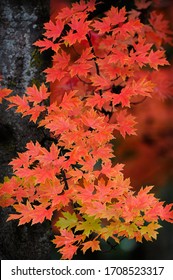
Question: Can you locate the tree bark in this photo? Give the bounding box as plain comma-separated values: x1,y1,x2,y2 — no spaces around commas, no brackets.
0,0,53,260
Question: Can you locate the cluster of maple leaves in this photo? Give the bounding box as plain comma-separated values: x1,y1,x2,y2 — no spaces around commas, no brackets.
0,0,173,259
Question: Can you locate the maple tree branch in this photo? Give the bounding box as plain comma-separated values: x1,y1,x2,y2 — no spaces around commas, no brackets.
58,147,70,190
60,168,69,190
77,74,93,85
86,33,103,96
102,236,126,253
86,33,100,75
131,96,148,105
72,45,81,58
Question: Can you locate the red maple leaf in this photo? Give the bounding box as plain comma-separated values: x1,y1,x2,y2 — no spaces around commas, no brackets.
44,19,64,41
147,50,170,70
44,67,66,82
34,39,60,52
0,87,12,103
26,84,51,104
115,110,137,137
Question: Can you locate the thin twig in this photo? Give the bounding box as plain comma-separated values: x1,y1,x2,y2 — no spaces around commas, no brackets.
86,33,103,96
77,75,93,85
131,96,147,105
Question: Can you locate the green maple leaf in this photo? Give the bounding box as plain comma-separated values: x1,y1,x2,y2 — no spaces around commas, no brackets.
140,222,162,240
75,215,101,237
55,212,78,230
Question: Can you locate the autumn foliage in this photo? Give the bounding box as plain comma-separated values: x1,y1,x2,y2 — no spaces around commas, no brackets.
0,0,173,259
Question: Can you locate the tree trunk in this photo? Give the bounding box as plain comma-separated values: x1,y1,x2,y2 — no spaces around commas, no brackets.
0,0,54,260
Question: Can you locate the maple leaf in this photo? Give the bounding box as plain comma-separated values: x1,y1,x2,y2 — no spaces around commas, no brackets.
101,224,119,241
31,204,53,224
52,229,81,259
70,48,94,77
7,201,33,225
147,50,170,70
70,62,93,78
134,0,152,10
59,244,78,260
75,215,101,237
133,38,153,54
26,141,43,158
118,87,132,107
108,49,130,65
99,162,124,178
116,78,153,108
114,19,143,37
140,222,162,240
75,180,95,203
44,19,64,41
23,105,46,123
7,95,29,114
59,90,81,111
53,230,76,248
0,177,19,197
63,30,79,46
51,190,73,209
123,223,139,239
41,116,76,134
44,67,66,82
53,50,70,70
55,212,78,230
92,7,126,34
57,6,74,22
115,110,137,137
72,0,88,13
136,186,156,209
144,202,163,222
91,75,111,89
86,93,107,110
82,239,100,254
78,47,94,62
64,17,91,45
26,84,51,104
81,109,105,130
158,203,173,223
132,78,154,97
62,146,87,169
148,11,173,45
92,17,112,35
130,38,153,67
0,87,12,103
34,39,60,52
33,165,58,184
15,166,34,179
10,152,30,170
36,143,59,165
92,145,114,162
106,6,127,26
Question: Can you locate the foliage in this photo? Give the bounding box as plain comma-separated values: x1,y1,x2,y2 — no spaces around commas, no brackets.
0,0,173,259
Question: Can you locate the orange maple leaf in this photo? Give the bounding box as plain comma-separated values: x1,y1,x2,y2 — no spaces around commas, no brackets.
0,87,12,103
82,239,100,253
26,84,51,104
